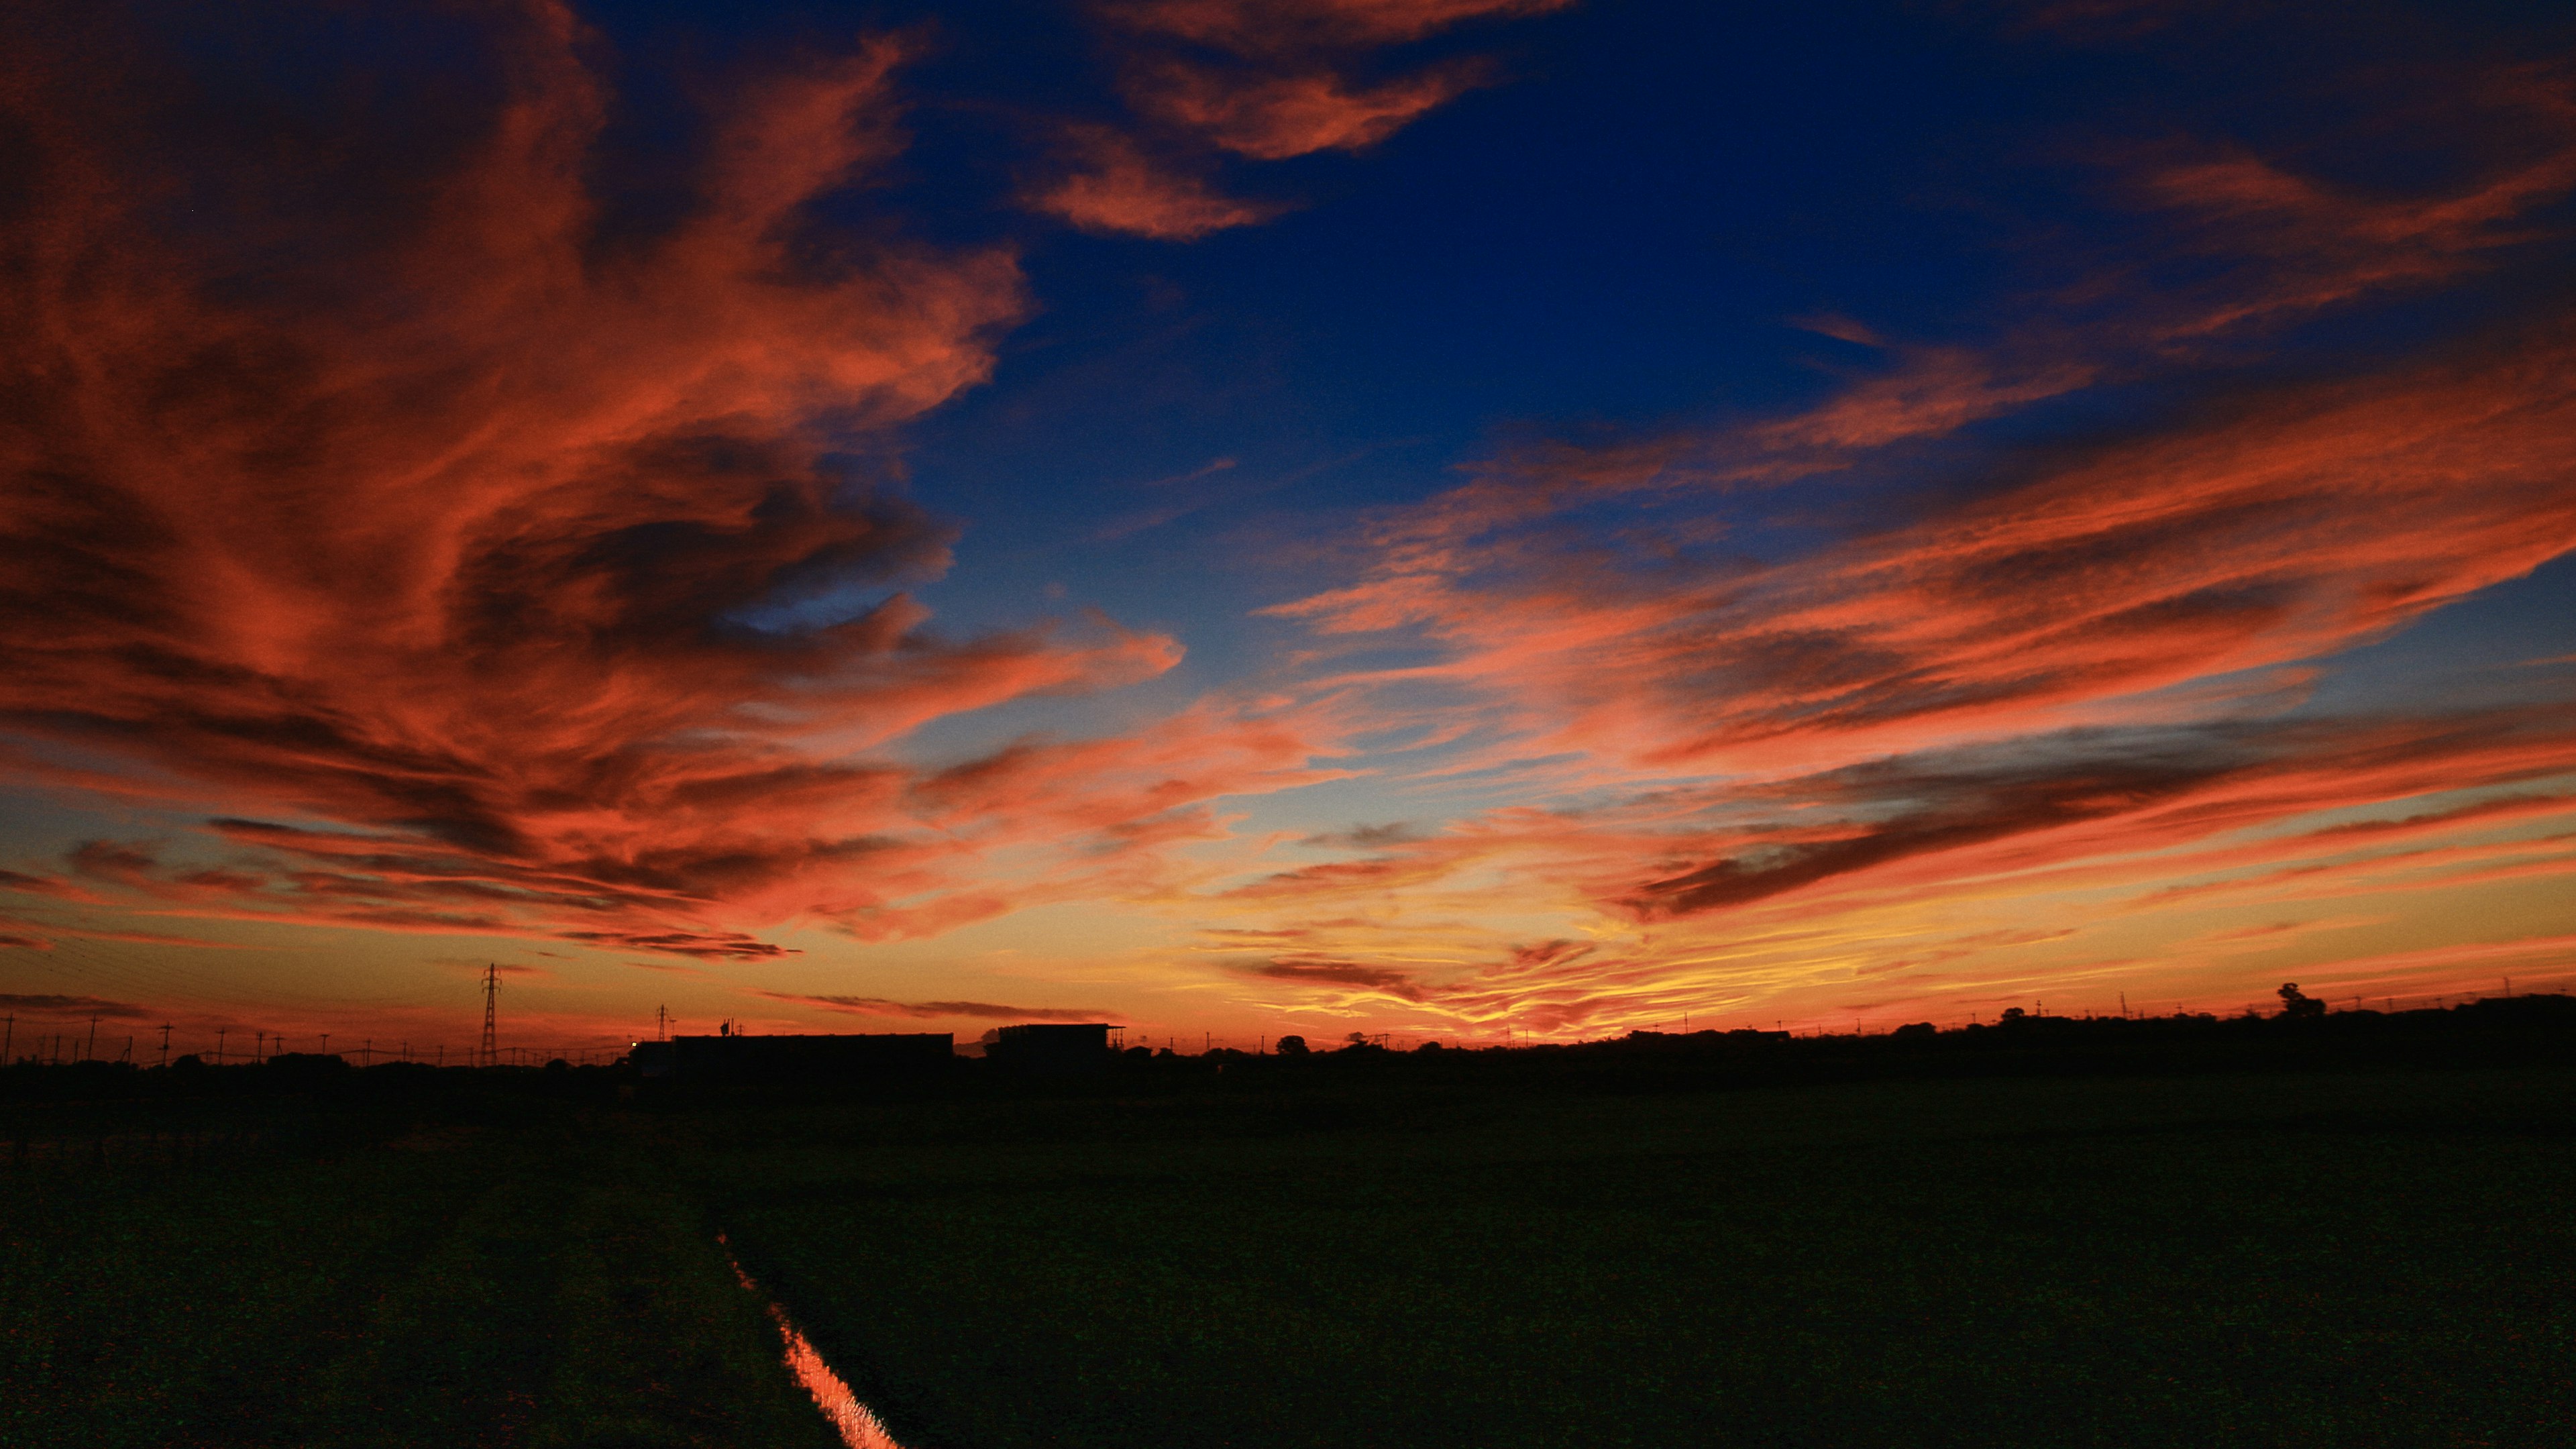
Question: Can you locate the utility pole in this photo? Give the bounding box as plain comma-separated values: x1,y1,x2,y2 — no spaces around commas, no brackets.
254,1030,264,1063
361,1039,372,1067
319,1032,329,1059
215,1027,226,1065
87,1014,99,1063
158,1024,172,1068
480,963,501,1069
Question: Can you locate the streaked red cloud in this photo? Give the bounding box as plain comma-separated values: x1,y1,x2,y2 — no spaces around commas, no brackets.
1033,0,1569,236
1213,64,2576,1030
1124,57,1493,160
1026,128,1289,239
1177,705,2576,1034
1273,325,2576,787
757,992,1120,1022
0,3,1332,964
0,992,154,1020
1102,0,1572,52
2135,71,2576,336
1267,65,2576,777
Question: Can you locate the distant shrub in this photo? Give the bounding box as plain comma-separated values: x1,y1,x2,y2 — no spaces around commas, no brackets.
1275,1035,1309,1057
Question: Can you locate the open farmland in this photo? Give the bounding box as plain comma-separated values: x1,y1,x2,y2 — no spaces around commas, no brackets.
0,1073,841,1449
8,1028,2576,1448
689,1062,2576,1449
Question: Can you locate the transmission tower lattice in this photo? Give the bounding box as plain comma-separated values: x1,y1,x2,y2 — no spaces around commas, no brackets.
480,963,502,1069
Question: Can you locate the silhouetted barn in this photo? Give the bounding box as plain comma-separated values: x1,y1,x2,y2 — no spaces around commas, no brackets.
629,1032,951,1083
986,1022,1113,1074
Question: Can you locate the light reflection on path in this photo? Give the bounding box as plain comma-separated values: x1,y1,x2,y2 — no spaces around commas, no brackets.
720,1233,912,1449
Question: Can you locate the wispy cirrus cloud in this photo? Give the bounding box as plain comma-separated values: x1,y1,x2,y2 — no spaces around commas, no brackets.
1207,52,2576,1030
1026,127,1288,239
1028,0,1572,237
1099,0,1572,53
1271,319,2576,786
0,992,154,1020
0,2,1328,965
1119,54,1495,161
1267,60,2576,780
757,991,1118,1022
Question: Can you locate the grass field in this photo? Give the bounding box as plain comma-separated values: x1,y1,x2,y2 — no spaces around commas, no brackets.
1,1088,843,1449
8,1061,2575,1446
686,1067,2576,1449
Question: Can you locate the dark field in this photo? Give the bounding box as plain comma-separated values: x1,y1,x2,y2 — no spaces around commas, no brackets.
696,1067,2576,1449
9,1053,2576,1447
1,1081,843,1449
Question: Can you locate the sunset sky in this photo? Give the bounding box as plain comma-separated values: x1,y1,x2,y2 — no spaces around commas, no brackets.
5,0,2573,1059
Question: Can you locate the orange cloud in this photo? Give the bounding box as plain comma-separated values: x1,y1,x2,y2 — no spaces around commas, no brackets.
1268,91,2576,776
1034,0,1570,236
0,3,1336,963
1161,702,2576,1034
1025,129,1288,238
1270,336,2576,800
1211,64,2576,1031
1102,0,1572,54
0,992,153,1020
1125,57,1493,159
2135,71,2576,336
756,992,1120,1022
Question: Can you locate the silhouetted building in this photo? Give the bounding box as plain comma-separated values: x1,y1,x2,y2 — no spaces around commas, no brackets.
629,1032,951,1083
985,1022,1113,1075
